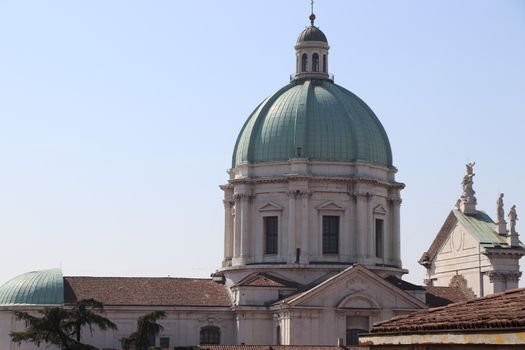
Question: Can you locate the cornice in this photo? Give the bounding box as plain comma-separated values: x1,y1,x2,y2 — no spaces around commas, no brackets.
419,211,457,266
219,184,234,191
228,175,404,189
483,247,525,258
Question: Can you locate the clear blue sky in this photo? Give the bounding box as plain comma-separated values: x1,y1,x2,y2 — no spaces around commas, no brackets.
0,0,524,287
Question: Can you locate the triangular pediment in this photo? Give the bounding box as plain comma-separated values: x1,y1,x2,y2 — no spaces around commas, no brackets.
316,201,345,211
276,265,427,310
258,201,284,212
374,204,387,215
420,209,504,266
419,211,458,266
236,272,298,288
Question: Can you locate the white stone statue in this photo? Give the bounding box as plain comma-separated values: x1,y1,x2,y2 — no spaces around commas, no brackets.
466,162,475,175
460,162,477,214
509,205,518,234
462,162,475,194
497,193,505,223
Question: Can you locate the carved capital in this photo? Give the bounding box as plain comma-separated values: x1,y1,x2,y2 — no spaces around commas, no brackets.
487,270,522,282
352,191,371,199
388,196,402,205
233,193,253,200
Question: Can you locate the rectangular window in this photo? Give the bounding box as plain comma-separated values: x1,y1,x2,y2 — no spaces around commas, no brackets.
375,219,384,258
264,216,278,254
322,216,339,254
159,337,170,349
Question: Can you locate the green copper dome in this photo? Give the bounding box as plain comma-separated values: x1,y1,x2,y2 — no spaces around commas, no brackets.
232,79,393,168
0,269,64,306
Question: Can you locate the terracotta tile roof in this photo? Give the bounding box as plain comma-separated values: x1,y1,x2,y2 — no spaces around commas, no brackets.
198,346,364,350
237,273,299,288
371,288,525,334
63,276,231,307
424,286,471,307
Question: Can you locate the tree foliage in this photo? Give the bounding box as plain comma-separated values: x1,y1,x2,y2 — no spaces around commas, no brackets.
120,311,167,350
9,299,117,350
67,298,117,342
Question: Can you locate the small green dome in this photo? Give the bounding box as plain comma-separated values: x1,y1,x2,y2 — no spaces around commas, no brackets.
297,26,328,43
0,269,64,306
232,79,393,168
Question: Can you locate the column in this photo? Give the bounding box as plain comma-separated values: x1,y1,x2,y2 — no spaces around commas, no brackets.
341,205,351,262
239,195,252,264
288,191,296,264
389,196,402,267
354,192,368,264
233,196,241,262
223,200,234,266
299,191,309,264
367,195,375,258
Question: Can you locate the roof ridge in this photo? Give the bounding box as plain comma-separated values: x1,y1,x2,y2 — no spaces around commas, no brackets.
64,276,213,281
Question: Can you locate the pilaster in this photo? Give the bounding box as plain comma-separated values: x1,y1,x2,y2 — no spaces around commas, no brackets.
353,191,369,264
223,199,234,267
388,194,402,267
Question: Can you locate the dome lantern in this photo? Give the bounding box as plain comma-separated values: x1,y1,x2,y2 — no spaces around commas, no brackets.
294,9,330,80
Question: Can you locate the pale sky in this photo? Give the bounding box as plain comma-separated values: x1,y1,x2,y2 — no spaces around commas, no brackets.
0,0,524,287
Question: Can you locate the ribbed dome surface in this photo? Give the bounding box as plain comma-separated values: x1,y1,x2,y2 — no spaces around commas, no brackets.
0,269,64,305
297,26,328,43
232,79,393,168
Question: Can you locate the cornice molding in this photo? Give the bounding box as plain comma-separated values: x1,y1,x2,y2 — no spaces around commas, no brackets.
419,211,457,266
228,175,404,190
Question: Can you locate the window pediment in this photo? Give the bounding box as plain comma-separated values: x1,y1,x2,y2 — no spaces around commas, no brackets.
373,204,387,215
259,202,284,212
316,201,345,211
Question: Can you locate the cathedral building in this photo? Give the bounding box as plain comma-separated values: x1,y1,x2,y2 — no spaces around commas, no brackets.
0,12,522,350
419,164,525,298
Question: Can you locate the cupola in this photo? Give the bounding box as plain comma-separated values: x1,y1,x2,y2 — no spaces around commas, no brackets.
294,12,330,80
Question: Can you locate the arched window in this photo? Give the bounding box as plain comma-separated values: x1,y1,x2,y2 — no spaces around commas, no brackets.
312,53,319,72
200,326,220,344
323,54,327,73
301,53,308,72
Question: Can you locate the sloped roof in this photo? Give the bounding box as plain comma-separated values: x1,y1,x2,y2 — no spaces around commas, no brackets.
371,288,525,334
420,209,522,266
64,276,231,307
424,286,471,307
236,273,299,288
453,209,505,247
272,265,427,309
383,276,471,307
384,276,425,291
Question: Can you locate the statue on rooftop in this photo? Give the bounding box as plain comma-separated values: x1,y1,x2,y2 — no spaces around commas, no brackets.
509,205,518,235
466,162,475,175
496,193,507,235
460,162,477,214
462,162,475,194
497,193,505,223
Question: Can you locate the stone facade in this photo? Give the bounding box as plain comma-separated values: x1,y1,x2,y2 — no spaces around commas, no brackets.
420,164,524,297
